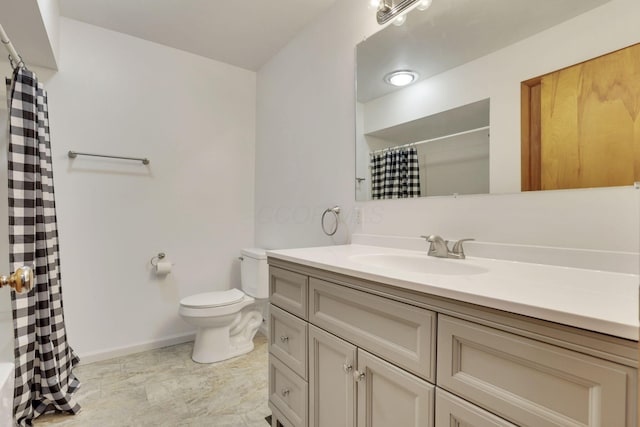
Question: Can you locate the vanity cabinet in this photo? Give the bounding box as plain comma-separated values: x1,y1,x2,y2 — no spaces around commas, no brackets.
267,260,637,427
269,270,436,427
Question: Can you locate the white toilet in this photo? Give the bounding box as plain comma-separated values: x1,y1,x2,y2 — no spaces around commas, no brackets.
179,248,269,363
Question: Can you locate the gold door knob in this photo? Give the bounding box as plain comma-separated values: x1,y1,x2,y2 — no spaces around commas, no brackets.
0,266,34,293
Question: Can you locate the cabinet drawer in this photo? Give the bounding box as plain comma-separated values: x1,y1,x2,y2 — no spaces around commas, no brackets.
270,304,308,380
270,267,308,319
269,403,295,427
435,388,516,427
437,315,636,427
309,278,436,382
269,355,308,427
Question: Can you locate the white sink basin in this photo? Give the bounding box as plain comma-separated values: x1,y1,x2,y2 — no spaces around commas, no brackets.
349,253,488,276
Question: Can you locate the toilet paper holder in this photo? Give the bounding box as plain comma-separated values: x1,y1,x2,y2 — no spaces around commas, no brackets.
150,252,166,267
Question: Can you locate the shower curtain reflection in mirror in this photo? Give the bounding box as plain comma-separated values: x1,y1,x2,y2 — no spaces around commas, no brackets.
371,147,421,199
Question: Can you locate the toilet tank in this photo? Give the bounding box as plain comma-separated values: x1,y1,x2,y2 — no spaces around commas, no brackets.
240,248,269,299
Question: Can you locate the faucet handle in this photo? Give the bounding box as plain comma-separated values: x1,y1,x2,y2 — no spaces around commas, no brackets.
450,239,475,258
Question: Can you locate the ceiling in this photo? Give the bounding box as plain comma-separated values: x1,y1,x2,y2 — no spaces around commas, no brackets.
60,0,339,71
0,0,58,69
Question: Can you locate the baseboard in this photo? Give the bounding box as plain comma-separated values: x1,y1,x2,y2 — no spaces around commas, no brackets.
78,332,196,365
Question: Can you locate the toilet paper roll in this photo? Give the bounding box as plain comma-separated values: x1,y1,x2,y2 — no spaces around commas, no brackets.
155,261,172,275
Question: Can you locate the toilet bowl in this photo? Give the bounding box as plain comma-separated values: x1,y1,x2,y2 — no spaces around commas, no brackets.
179,248,268,363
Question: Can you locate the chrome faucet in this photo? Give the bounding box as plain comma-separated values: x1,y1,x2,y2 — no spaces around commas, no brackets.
421,235,450,258
420,235,474,259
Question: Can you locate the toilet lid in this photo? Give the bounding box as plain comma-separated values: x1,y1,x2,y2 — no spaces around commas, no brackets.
180,289,245,308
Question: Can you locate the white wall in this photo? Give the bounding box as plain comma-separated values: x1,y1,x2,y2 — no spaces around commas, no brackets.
255,1,378,249
0,18,256,360
255,0,639,254
0,100,10,362
36,0,60,67
419,131,490,197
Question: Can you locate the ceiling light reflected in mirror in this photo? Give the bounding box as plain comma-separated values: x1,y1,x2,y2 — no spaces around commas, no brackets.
384,70,419,87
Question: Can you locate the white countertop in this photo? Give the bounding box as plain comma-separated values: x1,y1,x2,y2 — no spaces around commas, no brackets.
267,244,639,341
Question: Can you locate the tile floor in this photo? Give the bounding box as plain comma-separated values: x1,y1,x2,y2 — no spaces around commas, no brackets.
35,334,270,427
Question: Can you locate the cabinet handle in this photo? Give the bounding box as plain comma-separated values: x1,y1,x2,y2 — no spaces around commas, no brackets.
354,370,366,381
281,388,290,397
343,363,353,373
280,336,289,343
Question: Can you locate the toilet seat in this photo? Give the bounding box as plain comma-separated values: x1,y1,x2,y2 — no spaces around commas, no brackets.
180,289,245,309
179,288,255,319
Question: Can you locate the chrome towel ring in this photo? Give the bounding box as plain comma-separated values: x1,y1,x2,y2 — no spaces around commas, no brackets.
321,206,341,236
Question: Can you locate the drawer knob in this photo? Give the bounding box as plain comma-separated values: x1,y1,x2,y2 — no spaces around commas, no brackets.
281,388,290,397
280,335,289,343
343,363,353,373
354,370,366,381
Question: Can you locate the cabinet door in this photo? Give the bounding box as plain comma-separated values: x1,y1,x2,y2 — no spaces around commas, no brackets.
309,325,357,427
356,349,434,427
437,315,636,427
435,388,516,427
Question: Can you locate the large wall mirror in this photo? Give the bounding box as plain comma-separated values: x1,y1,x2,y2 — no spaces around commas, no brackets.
355,0,639,201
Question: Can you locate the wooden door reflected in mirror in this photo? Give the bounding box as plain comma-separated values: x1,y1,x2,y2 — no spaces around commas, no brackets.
521,43,640,191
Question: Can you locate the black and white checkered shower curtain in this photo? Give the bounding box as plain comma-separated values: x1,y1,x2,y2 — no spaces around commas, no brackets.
371,147,421,199
6,67,80,426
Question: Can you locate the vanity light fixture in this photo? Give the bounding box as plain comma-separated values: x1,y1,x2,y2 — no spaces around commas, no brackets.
416,0,432,11
392,13,407,26
377,0,425,24
384,70,419,86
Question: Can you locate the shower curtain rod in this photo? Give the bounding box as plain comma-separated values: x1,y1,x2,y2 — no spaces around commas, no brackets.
369,125,490,156
0,24,24,68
